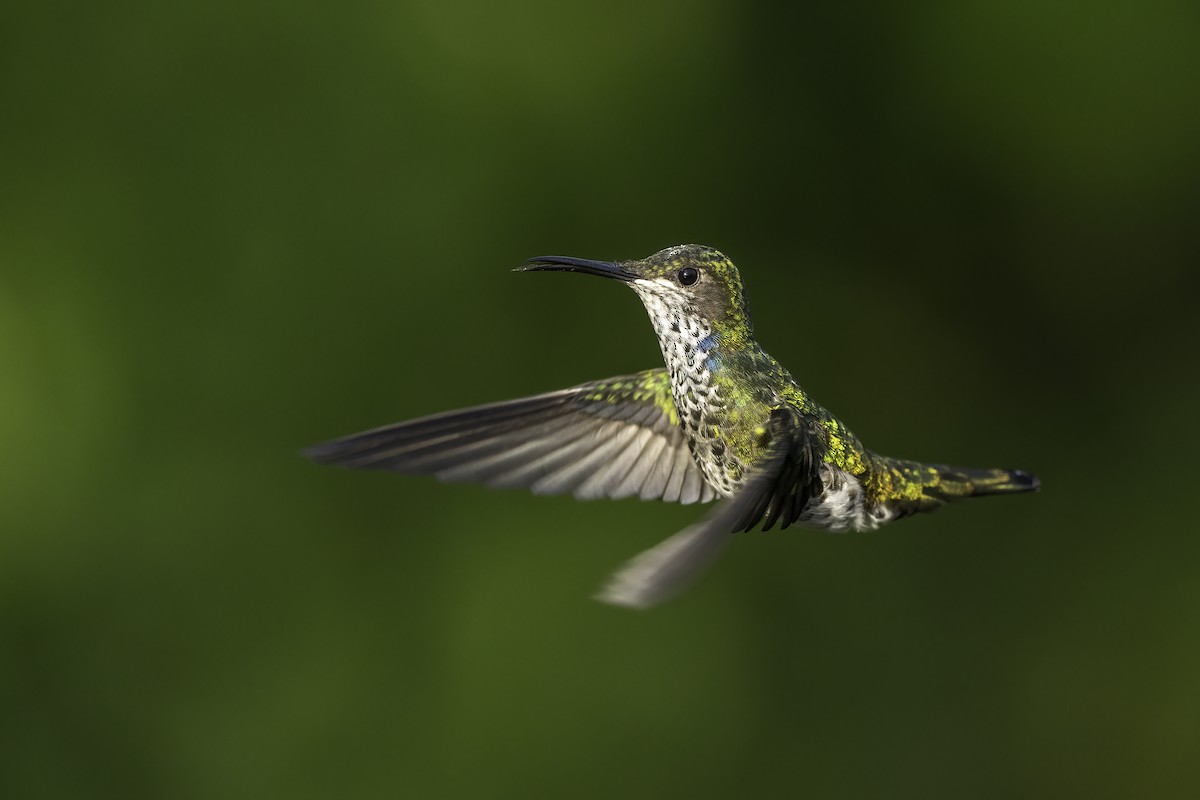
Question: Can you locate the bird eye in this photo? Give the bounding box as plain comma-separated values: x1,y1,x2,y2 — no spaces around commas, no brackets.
677,267,700,286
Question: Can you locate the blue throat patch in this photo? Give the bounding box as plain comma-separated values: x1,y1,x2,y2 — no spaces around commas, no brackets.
698,332,722,372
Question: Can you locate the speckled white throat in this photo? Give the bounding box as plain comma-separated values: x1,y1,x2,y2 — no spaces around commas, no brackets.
631,278,746,498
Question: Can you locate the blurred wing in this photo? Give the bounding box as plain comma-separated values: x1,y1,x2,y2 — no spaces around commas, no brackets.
304,369,718,504
596,407,827,608
752,406,828,533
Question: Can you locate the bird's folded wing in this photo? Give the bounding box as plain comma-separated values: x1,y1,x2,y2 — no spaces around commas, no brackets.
596,407,827,608
304,369,718,504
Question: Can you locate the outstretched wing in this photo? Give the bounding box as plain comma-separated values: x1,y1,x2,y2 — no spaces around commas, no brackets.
304,369,718,505
597,406,826,608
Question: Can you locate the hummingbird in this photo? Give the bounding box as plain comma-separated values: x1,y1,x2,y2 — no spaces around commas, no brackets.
306,245,1038,609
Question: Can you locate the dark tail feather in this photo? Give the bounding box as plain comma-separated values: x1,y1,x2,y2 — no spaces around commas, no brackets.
934,465,1040,499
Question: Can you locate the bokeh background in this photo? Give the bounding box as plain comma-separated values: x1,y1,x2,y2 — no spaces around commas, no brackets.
3,1,1199,797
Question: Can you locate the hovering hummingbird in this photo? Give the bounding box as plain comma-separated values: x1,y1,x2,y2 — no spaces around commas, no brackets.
307,245,1038,608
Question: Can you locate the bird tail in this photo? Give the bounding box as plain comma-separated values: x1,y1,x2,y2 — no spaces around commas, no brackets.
924,464,1040,501
871,456,1039,518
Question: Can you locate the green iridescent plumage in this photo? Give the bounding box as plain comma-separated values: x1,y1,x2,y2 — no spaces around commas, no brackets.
308,244,1039,608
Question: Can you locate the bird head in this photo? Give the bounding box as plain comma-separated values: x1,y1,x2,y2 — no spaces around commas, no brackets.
520,244,754,349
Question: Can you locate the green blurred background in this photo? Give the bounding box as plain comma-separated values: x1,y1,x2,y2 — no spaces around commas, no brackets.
2,1,1199,797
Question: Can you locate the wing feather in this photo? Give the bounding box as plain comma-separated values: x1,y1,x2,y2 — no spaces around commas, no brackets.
529,422,645,496
305,369,716,505
637,436,676,501
574,426,653,499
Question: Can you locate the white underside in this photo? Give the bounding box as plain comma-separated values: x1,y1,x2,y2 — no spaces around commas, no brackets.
796,466,895,532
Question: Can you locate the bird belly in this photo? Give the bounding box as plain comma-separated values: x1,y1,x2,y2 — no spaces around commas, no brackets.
687,436,745,499
675,393,760,501
795,466,896,532
665,373,750,499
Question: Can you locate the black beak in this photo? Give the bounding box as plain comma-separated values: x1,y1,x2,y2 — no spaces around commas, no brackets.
518,255,638,282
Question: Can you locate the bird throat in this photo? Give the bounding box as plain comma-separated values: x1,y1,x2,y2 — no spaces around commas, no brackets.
633,286,744,496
